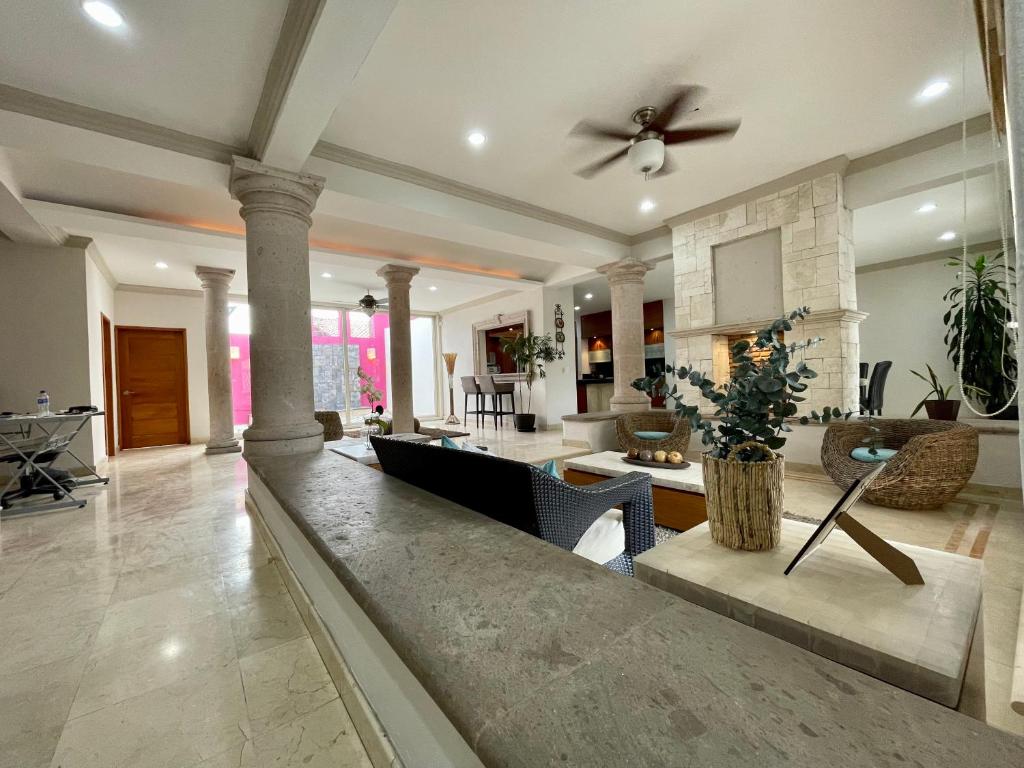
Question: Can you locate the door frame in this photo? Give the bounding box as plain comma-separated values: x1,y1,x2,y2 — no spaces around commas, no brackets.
115,325,191,449
101,313,115,457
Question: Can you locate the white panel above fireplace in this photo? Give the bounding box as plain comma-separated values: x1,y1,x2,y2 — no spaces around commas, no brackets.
712,229,783,325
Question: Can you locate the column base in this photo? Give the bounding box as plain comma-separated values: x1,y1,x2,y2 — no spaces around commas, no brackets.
205,439,241,455
609,393,651,413
242,422,324,457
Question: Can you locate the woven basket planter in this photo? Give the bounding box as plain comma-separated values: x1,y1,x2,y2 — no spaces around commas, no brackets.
701,442,784,551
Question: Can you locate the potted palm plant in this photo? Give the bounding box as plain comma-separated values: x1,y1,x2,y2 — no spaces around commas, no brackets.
633,308,857,551
943,252,1017,417
501,331,556,432
909,364,984,420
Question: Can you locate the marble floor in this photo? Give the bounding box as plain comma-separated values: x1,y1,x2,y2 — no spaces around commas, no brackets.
0,447,371,768
1,422,1022,768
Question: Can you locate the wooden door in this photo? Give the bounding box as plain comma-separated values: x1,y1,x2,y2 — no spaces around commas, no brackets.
101,313,115,456
116,327,190,449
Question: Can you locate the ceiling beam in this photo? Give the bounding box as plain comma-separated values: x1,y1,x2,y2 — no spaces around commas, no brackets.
0,149,60,245
253,0,398,171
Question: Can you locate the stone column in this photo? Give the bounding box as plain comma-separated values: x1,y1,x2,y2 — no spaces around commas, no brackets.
195,266,241,454
376,264,420,433
229,157,325,456
598,258,653,412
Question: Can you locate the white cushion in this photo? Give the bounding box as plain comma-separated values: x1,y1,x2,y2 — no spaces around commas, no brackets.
460,440,486,453
572,509,625,565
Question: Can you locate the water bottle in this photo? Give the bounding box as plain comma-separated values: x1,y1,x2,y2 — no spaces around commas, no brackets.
37,390,50,416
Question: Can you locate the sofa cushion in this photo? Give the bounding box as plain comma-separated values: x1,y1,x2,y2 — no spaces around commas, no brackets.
634,430,670,441
572,509,624,564
539,459,560,480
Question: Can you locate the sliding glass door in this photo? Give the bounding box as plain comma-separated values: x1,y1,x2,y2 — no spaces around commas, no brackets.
227,302,440,430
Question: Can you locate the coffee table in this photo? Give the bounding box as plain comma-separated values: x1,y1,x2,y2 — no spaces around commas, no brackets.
564,450,707,531
634,519,983,707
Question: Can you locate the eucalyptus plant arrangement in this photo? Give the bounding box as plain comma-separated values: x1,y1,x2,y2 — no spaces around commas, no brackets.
501,331,556,415
943,252,1017,413
633,307,866,462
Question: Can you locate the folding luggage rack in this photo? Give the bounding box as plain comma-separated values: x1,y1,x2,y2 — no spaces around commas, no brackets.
0,411,109,517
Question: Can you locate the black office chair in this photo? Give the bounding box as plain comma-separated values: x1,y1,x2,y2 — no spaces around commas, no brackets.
860,361,892,416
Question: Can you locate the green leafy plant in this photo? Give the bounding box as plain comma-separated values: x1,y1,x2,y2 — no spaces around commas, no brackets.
501,332,556,415
632,308,864,462
943,252,1017,413
909,364,985,417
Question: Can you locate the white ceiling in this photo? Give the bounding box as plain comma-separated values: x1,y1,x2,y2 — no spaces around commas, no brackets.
321,0,987,234
572,257,675,315
0,0,287,146
80,230,511,313
854,173,1004,266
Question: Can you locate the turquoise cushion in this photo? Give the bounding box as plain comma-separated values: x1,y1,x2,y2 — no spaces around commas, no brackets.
539,459,561,480
850,447,897,463
634,430,670,441
440,435,460,450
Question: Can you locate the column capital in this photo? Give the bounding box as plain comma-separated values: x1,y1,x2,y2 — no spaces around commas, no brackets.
597,258,653,285
229,156,325,226
376,263,420,288
195,266,236,289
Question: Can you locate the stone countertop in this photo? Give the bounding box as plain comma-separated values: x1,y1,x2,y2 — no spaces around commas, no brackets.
566,450,705,493
247,450,1024,768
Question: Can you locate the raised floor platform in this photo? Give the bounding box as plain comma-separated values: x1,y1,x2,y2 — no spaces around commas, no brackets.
246,449,1024,767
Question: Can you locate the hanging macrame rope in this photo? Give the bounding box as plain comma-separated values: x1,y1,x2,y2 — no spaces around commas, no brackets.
956,0,1020,417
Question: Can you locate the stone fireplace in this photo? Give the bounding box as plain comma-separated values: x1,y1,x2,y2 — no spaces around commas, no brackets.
668,164,866,415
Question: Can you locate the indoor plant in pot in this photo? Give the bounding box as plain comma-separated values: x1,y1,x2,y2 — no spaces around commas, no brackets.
501,331,556,432
632,307,855,551
909,364,979,420
943,252,1018,417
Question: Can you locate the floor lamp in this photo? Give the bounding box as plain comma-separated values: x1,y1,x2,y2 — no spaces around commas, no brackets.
443,352,460,425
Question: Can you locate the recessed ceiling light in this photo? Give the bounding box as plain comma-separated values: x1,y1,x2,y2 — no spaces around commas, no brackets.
918,80,950,101
584,293,593,300
938,231,957,241
82,1,124,28
154,261,168,270
916,202,937,214
428,285,438,291
639,199,656,213
573,305,580,311
466,131,486,147
321,272,332,278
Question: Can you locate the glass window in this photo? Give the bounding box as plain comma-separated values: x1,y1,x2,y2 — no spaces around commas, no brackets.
228,302,252,429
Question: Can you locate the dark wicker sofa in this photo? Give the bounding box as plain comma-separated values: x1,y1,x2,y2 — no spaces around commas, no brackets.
370,436,656,575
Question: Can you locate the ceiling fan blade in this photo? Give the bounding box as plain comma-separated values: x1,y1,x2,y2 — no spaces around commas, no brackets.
662,122,741,145
648,86,705,132
574,147,629,179
569,120,636,142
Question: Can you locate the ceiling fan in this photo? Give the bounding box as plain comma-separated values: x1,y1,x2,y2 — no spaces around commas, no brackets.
356,290,388,317
569,86,740,180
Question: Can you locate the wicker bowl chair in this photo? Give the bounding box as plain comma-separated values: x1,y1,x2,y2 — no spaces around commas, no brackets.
821,419,978,510
313,410,345,442
615,411,690,455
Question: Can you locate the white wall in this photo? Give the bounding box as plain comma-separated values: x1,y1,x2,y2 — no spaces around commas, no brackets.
114,289,210,443
857,256,966,417
541,285,578,427
0,240,98,466
441,288,554,425
85,252,115,458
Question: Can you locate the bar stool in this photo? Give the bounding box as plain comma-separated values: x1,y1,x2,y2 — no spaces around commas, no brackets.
478,375,516,429
461,375,483,427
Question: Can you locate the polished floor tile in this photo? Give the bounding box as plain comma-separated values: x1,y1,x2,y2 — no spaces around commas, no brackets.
0,445,371,768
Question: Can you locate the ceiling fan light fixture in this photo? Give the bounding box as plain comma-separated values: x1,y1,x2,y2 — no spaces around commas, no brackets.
628,138,665,178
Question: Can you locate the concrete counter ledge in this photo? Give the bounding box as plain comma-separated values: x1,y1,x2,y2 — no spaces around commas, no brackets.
246,449,1024,767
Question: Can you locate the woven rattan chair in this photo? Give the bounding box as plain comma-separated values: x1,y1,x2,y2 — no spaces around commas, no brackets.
313,410,345,442
615,411,690,455
821,419,978,510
